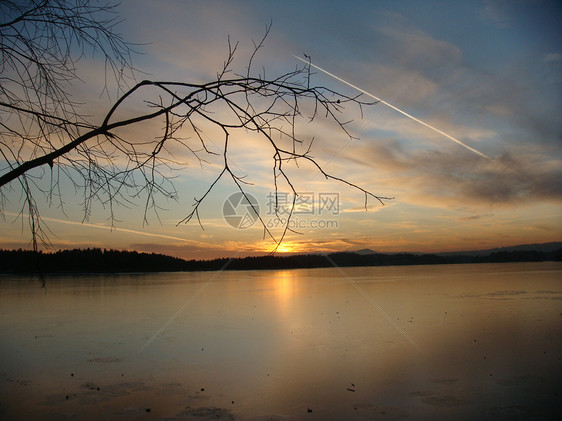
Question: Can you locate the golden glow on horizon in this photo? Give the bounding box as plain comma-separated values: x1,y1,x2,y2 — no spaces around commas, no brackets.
276,243,297,253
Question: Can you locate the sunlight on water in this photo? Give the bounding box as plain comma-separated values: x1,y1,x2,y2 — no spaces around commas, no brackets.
274,270,296,304
1,263,560,420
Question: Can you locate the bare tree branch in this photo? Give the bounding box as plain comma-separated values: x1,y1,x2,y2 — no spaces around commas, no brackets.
0,1,391,253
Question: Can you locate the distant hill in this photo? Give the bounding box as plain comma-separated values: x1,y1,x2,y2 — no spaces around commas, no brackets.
0,242,560,275
436,242,562,256
354,248,377,255
353,242,562,256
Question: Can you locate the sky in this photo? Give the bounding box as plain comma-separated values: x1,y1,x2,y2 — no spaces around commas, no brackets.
1,0,561,259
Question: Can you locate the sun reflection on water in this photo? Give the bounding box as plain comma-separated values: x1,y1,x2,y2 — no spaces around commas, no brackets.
275,270,295,303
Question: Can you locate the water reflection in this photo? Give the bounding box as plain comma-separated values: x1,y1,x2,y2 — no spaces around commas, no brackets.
0,262,560,420
273,270,296,305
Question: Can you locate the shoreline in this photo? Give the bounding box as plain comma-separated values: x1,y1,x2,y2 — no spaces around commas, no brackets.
1,255,560,277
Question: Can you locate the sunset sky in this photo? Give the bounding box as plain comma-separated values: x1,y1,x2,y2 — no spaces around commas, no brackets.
1,0,561,259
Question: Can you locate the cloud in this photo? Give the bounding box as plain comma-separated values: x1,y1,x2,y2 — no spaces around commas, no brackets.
334,135,562,209
544,52,562,63
419,151,562,205
455,213,494,222
481,0,513,28
376,26,462,66
353,12,561,161
120,0,259,79
294,17,561,212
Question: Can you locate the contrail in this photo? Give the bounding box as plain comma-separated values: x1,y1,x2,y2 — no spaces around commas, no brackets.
5,212,207,244
294,55,491,160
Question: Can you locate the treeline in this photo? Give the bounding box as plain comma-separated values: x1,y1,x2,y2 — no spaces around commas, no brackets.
0,247,561,274
0,248,187,274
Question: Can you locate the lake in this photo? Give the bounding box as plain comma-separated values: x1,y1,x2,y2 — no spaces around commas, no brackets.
1,262,560,420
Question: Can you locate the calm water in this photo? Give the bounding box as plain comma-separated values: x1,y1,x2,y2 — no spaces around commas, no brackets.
1,262,561,420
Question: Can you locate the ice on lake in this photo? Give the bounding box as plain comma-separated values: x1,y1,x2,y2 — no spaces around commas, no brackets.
1,262,561,420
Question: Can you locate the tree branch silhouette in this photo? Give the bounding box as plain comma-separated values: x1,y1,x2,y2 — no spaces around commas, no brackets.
0,3,391,253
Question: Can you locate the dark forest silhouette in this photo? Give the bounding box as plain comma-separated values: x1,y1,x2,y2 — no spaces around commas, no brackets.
1,245,560,275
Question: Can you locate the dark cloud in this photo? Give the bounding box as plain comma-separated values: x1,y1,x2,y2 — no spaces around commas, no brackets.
423,151,562,205
340,139,562,206
457,213,494,221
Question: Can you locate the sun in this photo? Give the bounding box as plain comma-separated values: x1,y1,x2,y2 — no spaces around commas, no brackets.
276,243,296,253
254,241,304,254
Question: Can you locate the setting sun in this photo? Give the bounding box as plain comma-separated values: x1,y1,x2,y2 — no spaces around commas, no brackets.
0,1,560,419
276,243,297,253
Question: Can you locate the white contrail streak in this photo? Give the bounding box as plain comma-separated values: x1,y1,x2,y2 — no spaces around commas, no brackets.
294,55,490,160
5,212,206,244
